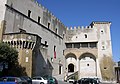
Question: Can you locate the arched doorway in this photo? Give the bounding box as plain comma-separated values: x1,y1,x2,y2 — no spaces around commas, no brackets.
68,63,74,72
79,53,96,78
65,53,77,73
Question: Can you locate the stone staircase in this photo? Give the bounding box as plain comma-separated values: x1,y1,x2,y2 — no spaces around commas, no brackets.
67,71,78,80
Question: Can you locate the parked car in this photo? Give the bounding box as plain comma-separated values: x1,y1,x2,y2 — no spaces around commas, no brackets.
68,79,75,83
44,76,58,84
20,77,28,84
77,78,99,84
93,78,101,84
32,76,48,84
21,76,32,84
0,76,22,84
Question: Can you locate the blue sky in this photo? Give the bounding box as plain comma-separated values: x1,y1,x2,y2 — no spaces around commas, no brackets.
37,0,120,62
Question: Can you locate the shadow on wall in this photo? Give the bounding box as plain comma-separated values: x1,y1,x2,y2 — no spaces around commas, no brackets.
100,55,114,81
32,37,53,77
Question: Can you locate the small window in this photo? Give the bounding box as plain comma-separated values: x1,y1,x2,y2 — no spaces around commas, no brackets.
55,28,57,34
89,42,97,48
104,67,107,69
59,65,62,74
48,23,50,29
54,45,56,51
101,30,104,34
85,34,87,38
28,10,31,18
54,45,56,59
102,46,105,50
81,43,88,48
66,43,72,48
38,16,41,23
87,64,89,66
74,43,80,48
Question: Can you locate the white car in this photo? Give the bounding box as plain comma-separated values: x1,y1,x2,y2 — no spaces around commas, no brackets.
32,76,48,84
68,78,75,83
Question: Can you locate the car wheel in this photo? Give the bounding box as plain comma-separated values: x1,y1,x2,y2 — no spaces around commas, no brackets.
40,82,44,84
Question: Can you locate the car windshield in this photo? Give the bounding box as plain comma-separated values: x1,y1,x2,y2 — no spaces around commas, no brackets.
80,78,97,83
7,78,15,81
42,77,47,80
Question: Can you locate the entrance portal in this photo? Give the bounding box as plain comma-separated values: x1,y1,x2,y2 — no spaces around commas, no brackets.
68,63,74,72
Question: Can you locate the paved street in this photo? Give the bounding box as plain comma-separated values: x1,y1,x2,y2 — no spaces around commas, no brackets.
58,80,117,84
58,80,70,84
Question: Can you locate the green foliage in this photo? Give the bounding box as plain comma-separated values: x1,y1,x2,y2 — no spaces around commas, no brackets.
0,43,18,63
0,42,27,76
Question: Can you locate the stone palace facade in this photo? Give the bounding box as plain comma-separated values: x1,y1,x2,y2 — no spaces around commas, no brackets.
0,0,114,81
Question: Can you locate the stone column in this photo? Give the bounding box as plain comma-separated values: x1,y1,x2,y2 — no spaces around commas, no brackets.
0,20,6,42
96,58,102,79
78,58,80,79
76,58,79,71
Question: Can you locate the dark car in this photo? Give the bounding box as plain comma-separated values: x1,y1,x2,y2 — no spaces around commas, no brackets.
0,76,22,84
21,76,32,84
20,77,28,84
77,78,98,84
44,76,58,84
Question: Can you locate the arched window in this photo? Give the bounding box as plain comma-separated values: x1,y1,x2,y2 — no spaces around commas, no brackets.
85,34,87,38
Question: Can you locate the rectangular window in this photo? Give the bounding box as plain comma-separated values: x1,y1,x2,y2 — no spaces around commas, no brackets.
89,42,97,48
54,46,56,51
74,43,80,48
54,46,56,59
59,65,62,74
66,43,72,48
55,28,57,34
81,43,88,48
48,23,50,29
38,16,41,23
28,10,31,18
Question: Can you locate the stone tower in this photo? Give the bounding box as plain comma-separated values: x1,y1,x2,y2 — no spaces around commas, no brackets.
64,22,114,81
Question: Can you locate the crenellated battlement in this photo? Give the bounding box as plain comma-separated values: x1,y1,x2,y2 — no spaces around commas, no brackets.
31,0,63,26
67,26,93,30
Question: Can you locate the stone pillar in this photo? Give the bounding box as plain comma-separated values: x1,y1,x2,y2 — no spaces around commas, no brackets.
78,58,80,79
96,59,102,79
72,44,74,48
76,58,79,71
0,20,6,42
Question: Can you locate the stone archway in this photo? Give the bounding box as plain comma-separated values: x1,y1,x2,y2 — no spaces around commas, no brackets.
79,53,97,78
65,53,77,73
